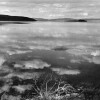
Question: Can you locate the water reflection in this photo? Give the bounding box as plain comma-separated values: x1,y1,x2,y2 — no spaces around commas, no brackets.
0,22,100,81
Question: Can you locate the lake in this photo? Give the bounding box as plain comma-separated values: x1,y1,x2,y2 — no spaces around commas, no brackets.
0,21,100,100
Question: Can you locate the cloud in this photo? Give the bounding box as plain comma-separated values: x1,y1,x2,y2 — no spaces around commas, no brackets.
91,50,100,56
57,57,66,60
0,1,99,19
0,2,68,18
0,47,32,55
14,59,51,69
0,0,70,3
70,59,81,63
0,56,6,67
28,45,50,50
4,71,42,79
66,45,100,65
0,22,70,51
92,56,100,64
1,21,100,52
66,46,100,57
0,33,10,43
83,55,100,64
23,59,50,69
13,85,33,93
51,68,80,75
66,46,90,56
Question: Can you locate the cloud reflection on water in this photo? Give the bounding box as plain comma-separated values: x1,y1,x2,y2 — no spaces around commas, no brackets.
0,22,100,52
0,22,100,76
51,68,80,75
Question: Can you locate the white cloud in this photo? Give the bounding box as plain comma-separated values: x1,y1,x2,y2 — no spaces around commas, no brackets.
83,56,100,64
0,2,7,5
5,72,42,79
66,46,100,57
28,45,50,50
0,56,5,67
92,56,100,64
91,50,100,56
13,85,32,93
57,57,66,60
51,68,80,75
0,1,100,19
23,59,50,69
70,59,81,63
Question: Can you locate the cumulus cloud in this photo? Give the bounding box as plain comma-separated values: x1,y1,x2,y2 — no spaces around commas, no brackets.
0,48,32,55
0,1,100,19
23,59,50,69
66,45,100,65
0,56,6,67
66,48,90,56
51,68,80,75
83,55,100,64
1,21,100,52
91,50,100,56
66,45,100,57
4,71,42,80
70,59,81,63
13,85,33,93
57,57,66,60
0,2,68,18
92,56,100,64
28,45,50,50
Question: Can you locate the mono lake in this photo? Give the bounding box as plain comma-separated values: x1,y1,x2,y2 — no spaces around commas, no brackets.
0,21,100,100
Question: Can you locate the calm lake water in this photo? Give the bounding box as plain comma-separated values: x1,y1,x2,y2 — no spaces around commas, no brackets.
0,22,100,85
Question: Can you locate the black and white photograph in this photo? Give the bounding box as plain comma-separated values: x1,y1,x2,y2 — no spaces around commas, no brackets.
0,0,100,100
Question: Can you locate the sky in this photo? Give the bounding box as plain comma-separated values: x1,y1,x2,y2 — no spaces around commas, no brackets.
0,0,100,18
0,0,68,3
0,0,88,3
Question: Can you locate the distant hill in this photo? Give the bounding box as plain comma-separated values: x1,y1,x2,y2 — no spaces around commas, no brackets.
35,18,100,22
52,46,68,51
48,18,87,22
35,18,87,22
0,15,37,21
0,14,100,22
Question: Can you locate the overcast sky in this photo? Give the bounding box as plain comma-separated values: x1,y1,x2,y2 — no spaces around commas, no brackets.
0,0,85,3
0,0,100,18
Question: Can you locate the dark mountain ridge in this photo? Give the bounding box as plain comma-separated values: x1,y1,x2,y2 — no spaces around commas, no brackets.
0,14,36,21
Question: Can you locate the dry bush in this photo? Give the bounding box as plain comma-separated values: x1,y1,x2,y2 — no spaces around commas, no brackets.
0,74,81,100
32,74,79,100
